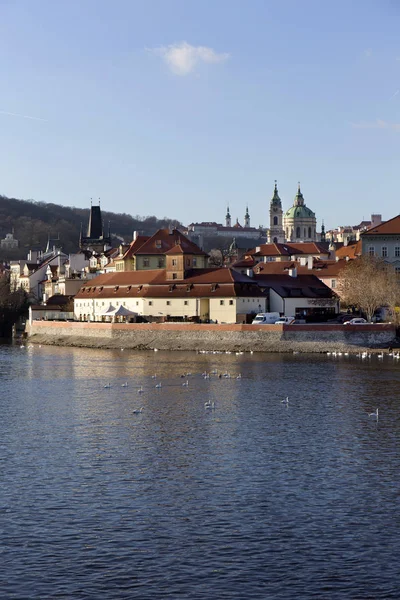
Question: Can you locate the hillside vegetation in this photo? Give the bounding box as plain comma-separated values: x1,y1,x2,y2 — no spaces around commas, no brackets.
0,195,181,260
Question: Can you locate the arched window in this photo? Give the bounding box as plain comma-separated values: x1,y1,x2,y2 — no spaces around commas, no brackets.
304,228,306,238
296,227,301,238
273,216,278,226
273,237,278,243
308,227,311,238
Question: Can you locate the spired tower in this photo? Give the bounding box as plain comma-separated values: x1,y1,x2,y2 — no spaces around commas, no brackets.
244,206,250,228
268,181,285,243
225,205,232,227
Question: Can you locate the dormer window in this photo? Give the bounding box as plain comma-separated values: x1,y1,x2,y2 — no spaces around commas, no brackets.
137,285,142,292
155,240,162,249
169,284,176,292
114,286,119,292
211,284,218,292
127,285,132,292
186,284,193,292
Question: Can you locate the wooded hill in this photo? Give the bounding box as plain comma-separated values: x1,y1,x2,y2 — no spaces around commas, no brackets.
0,195,182,260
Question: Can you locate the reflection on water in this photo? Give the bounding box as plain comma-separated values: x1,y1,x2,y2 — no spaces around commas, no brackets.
1,345,400,599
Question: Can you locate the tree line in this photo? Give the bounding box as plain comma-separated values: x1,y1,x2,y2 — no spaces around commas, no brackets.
0,195,182,260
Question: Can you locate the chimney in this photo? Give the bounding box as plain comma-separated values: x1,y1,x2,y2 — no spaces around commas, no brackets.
299,256,307,266
307,256,313,270
133,231,138,241
288,267,297,278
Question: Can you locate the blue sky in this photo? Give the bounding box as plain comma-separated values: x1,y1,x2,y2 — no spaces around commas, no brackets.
1,0,400,230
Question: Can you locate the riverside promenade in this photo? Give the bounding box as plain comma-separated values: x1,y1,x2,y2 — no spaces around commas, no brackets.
26,321,396,353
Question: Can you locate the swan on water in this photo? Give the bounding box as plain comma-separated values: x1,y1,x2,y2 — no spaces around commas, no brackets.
132,407,143,414
368,408,379,420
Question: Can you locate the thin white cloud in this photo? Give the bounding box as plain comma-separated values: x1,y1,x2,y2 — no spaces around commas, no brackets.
389,89,399,100
0,110,47,122
148,41,230,75
351,119,400,131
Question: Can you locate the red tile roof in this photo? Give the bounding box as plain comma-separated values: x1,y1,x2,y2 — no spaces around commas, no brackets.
134,228,207,256
335,241,362,259
361,214,400,236
75,268,265,299
249,242,330,258
254,273,337,299
121,235,149,260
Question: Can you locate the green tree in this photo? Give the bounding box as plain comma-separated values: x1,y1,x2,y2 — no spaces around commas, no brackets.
0,273,29,337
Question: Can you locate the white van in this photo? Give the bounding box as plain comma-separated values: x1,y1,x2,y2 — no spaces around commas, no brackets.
274,316,295,325
252,312,280,325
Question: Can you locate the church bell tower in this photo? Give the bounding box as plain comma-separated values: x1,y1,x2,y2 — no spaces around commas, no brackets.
268,181,285,243
225,205,232,227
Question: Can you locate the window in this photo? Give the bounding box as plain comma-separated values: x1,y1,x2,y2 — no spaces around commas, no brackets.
148,301,153,306
184,300,188,305
155,240,162,249
368,246,375,256
143,258,150,267
186,258,191,266
331,279,336,288
172,273,177,279
172,259,177,266
296,227,301,238
229,300,234,305
158,258,164,268
382,246,388,258
220,300,225,305
308,227,311,238
395,247,400,258
166,300,171,305
304,228,306,238
136,301,139,306
193,257,197,266
396,267,400,275
273,216,278,225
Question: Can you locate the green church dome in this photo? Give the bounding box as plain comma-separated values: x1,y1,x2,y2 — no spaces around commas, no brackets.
284,205,315,219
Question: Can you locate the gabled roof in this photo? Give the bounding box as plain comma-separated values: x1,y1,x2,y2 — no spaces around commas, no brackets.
361,214,400,236
134,228,207,256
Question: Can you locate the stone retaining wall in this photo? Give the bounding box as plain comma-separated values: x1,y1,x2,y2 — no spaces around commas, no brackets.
25,321,396,353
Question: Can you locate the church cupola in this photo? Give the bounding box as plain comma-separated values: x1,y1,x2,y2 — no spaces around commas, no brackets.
225,205,232,227
294,182,305,207
244,206,250,228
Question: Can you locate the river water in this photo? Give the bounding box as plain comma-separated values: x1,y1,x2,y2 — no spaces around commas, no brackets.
1,344,400,599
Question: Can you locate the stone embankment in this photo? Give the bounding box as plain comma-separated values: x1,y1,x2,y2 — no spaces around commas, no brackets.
26,321,397,353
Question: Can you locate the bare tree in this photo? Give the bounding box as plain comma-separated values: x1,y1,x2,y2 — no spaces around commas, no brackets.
338,256,400,321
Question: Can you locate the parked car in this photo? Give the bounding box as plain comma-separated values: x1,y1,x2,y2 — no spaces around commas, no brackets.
344,318,368,325
252,312,280,325
274,316,295,325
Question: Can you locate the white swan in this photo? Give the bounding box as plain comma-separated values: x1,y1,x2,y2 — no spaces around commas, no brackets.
132,407,143,414
368,408,379,420
121,382,128,387
104,382,111,388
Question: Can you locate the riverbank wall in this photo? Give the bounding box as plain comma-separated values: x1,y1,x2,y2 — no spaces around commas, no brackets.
25,321,397,353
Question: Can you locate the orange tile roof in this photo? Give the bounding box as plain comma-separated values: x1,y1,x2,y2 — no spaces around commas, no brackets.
335,241,362,259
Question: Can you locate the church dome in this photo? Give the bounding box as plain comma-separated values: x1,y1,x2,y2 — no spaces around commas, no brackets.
284,184,315,219
284,205,315,219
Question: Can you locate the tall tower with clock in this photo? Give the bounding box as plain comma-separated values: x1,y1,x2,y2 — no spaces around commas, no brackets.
268,181,285,243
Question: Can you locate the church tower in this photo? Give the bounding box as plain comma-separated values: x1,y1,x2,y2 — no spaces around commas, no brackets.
268,181,285,243
225,205,231,227
244,206,250,228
